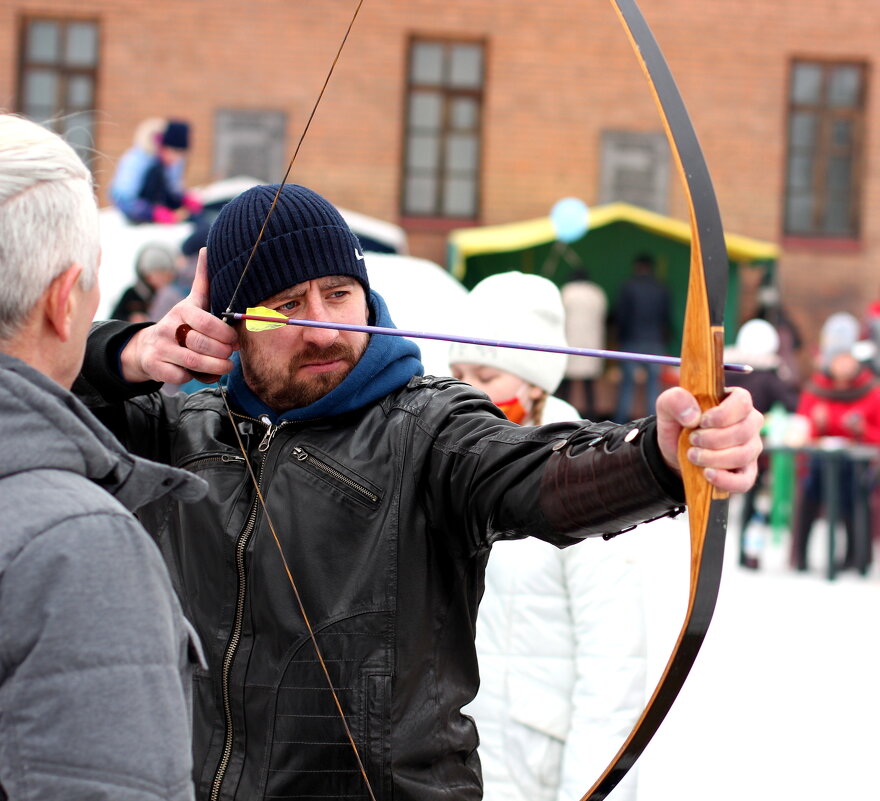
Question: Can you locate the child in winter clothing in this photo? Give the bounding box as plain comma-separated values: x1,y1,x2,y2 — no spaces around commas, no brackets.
111,119,202,224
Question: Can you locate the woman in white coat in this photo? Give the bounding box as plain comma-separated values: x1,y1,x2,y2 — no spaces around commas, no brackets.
449,271,647,801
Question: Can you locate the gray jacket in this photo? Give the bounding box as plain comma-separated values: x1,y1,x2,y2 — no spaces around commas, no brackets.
0,354,206,801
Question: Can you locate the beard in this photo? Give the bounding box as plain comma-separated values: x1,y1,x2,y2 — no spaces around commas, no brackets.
241,337,368,412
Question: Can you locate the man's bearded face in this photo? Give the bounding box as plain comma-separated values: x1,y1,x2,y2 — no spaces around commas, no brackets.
239,276,369,412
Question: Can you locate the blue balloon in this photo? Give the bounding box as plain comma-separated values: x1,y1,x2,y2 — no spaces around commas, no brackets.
550,197,589,243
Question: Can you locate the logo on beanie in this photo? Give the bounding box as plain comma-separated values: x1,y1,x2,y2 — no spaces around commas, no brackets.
355,249,364,261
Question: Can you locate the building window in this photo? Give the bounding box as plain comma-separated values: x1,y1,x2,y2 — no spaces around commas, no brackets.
783,60,867,239
214,110,287,183
17,17,99,163
402,38,484,219
599,130,670,214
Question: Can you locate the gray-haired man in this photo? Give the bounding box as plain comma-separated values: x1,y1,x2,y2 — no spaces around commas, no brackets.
0,113,204,801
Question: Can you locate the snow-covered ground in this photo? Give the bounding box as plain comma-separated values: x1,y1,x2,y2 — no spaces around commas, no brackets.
620,497,880,800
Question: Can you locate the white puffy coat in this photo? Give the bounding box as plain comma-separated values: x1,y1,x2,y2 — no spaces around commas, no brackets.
466,395,647,801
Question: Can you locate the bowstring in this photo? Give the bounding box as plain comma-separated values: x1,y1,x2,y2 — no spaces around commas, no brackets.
223,0,366,317
216,2,377,798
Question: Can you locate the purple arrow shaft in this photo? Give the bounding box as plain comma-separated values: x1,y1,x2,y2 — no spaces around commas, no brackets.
225,313,752,373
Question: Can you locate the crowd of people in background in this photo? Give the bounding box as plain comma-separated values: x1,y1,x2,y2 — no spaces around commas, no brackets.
105,205,880,581
552,256,880,579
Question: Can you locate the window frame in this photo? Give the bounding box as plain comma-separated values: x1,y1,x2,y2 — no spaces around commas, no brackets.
399,35,486,227
16,15,101,162
598,129,671,214
782,58,868,246
213,108,288,183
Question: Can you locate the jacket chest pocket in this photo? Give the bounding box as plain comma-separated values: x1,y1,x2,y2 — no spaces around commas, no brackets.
290,445,383,510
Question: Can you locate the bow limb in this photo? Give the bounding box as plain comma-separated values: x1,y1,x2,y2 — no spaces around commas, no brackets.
579,2,730,799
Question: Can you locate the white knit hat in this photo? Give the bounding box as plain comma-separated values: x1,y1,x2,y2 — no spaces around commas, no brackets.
723,318,780,371
736,318,779,356
448,271,568,393
820,311,859,366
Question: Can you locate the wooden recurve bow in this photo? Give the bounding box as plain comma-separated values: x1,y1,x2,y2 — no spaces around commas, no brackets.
578,1,730,799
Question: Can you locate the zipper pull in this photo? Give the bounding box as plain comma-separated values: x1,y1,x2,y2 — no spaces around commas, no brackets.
258,415,278,453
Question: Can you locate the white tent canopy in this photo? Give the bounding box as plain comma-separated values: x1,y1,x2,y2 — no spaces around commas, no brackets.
363,252,466,377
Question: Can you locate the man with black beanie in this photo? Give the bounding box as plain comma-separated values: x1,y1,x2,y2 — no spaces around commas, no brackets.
76,183,762,801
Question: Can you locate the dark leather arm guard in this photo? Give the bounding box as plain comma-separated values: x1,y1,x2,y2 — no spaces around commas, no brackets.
540,417,686,540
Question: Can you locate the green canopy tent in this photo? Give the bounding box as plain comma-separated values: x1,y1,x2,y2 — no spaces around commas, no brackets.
447,202,779,354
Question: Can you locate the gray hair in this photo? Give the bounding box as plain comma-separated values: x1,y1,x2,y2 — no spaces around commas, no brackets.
0,113,100,339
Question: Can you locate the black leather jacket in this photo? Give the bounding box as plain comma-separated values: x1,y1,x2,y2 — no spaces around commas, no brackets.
76,321,683,801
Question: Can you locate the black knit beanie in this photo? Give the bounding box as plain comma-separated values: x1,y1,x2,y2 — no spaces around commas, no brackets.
162,120,190,150
207,184,369,315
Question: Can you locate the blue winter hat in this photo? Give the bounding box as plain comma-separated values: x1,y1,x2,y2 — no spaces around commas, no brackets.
162,120,190,150
206,184,369,315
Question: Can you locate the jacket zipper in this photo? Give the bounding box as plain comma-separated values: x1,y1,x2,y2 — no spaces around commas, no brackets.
291,446,379,503
181,453,246,470
209,427,273,801
258,415,279,452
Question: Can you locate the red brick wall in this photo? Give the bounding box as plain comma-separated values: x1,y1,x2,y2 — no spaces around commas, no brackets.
2,0,877,355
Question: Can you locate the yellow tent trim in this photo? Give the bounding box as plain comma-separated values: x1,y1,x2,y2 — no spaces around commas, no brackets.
448,201,779,280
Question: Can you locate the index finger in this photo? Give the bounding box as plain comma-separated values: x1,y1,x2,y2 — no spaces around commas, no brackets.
181,304,240,351
702,386,755,428
188,247,210,310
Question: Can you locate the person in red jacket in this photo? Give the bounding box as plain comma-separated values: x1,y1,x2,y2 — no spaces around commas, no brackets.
794,347,880,570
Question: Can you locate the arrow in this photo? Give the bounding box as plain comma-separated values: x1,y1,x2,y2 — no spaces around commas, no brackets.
221,309,752,373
